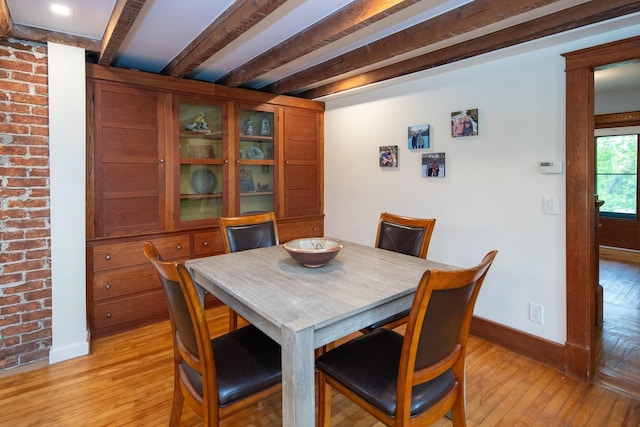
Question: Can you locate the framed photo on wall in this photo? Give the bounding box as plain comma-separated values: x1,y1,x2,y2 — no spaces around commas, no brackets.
408,124,430,149
451,109,478,137
422,152,445,177
379,146,398,167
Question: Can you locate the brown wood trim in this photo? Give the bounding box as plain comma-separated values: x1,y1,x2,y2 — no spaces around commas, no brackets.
564,35,640,71
565,64,597,381
600,246,640,263
471,316,565,373
595,111,640,128
564,35,640,382
86,63,325,111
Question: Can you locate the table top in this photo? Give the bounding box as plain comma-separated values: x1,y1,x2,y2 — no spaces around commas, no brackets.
186,240,457,340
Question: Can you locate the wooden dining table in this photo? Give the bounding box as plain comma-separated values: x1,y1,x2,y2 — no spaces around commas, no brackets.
186,240,458,427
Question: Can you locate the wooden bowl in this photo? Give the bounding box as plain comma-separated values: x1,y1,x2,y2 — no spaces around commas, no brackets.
283,238,344,268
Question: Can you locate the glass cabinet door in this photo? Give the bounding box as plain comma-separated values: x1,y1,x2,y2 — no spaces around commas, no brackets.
238,107,275,215
178,101,224,223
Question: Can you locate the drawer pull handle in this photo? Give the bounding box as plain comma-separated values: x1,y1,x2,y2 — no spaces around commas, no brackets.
176,244,182,250
106,312,112,318
105,284,111,290
313,227,319,231
105,255,111,261
203,242,208,247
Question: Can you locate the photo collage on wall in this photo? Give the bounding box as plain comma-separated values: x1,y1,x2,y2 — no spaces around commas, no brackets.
379,108,478,177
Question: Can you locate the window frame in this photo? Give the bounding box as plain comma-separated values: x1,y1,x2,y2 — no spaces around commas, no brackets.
595,132,640,220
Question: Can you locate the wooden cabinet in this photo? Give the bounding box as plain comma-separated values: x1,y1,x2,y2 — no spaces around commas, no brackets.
89,235,190,337
88,81,169,238
86,64,324,337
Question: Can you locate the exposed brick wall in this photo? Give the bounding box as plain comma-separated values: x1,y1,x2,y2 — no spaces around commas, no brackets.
0,39,51,370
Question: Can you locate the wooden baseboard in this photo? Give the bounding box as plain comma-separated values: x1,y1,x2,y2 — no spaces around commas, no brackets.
471,316,565,373
600,246,640,264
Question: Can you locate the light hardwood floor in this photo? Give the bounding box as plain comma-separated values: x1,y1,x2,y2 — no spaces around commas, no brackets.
1,303,640,426
597,254,640,398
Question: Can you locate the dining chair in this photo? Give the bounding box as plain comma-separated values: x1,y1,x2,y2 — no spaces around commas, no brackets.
143,242,282,427
363,212,436,332
316,250,497,427
218,211,279,254
218,211,279,330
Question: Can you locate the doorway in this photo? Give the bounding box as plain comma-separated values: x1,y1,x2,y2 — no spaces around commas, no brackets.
564,35,640,382
593,86,640,393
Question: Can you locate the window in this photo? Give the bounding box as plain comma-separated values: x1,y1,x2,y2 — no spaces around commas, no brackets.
596,134,639,219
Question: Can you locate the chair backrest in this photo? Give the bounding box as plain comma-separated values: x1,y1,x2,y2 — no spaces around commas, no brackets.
218,212,279,253
143,242,218,411
375,212,436,258
396,250,497,418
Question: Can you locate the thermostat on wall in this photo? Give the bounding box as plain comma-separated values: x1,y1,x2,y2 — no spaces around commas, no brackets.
539,161,563,174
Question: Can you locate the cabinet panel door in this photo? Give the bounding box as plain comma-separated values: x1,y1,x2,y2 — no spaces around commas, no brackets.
284,165,320,216
92,82,166,237
283,109,322,217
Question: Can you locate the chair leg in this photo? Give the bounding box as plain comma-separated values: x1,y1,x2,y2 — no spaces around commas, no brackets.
317,372,332,427
450,392,467,427
169,375,184,426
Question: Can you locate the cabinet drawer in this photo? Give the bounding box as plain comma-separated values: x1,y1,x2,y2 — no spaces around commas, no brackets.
92,289,167,330
93,264,160,301
279,219,323,242
193,231,224,257
93,235,190,272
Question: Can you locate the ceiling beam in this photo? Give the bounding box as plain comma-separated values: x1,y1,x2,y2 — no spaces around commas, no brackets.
300,0,640,99
162,0,288,78
98,0,147,65
261,0,562,95
216,0,422,88
8,24,100,51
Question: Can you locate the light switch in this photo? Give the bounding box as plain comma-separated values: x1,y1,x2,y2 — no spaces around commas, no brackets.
543,195,559,215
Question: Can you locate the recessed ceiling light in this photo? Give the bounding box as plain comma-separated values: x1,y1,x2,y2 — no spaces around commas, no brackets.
49,3,72,17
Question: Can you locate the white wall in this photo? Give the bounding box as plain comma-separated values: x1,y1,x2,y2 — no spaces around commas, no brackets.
48,43,89,363
323,17,640,344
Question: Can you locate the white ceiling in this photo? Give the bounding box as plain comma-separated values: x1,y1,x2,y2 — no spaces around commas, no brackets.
4,0,640,98
6,0,477,87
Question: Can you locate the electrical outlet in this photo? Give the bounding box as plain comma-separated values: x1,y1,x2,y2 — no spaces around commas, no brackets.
529,303,544,324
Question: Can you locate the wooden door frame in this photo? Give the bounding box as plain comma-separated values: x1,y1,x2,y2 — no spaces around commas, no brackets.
563,35,640,381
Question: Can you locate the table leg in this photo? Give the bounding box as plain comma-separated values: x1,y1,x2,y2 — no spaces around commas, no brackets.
281,324,315,427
